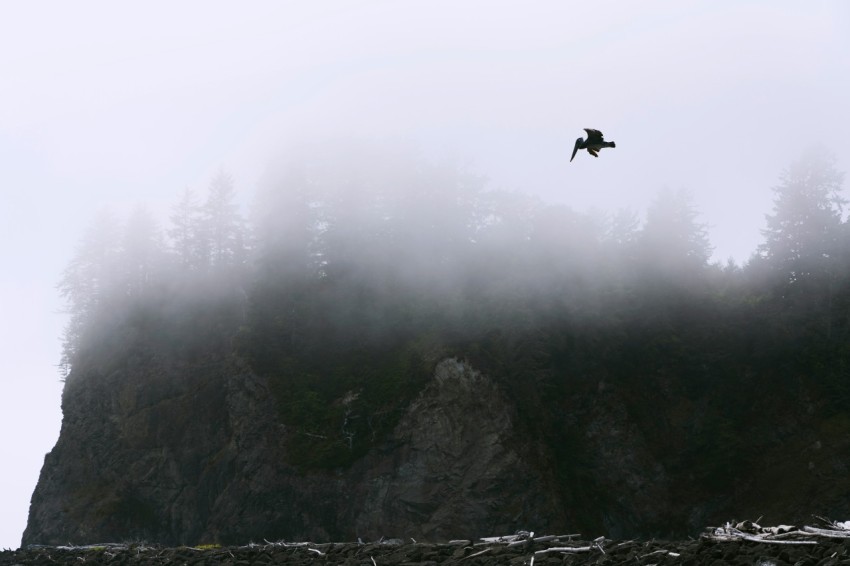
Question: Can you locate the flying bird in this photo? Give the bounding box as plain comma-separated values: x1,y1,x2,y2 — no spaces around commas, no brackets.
570,128,616,162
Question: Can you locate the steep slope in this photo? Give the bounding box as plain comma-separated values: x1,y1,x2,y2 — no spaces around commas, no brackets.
24,358,560,545
24,344,850,546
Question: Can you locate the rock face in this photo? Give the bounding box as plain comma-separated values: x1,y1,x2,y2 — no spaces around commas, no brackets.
348,359,561,540
24,352,850,547
23,358,560,546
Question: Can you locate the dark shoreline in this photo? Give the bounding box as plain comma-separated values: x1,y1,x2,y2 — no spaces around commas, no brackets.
3,537,850,565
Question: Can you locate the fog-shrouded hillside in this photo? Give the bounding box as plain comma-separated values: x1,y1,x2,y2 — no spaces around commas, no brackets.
25,142,850,545
57,140,715,373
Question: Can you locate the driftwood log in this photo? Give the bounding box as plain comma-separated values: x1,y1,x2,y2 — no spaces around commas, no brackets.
703,517,850,545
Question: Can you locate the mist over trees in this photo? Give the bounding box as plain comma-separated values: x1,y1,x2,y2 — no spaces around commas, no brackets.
56,142,850,466
59,144,848,359
758,151,847,285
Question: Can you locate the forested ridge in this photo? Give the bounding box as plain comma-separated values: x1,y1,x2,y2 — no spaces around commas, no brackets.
58,140,850,489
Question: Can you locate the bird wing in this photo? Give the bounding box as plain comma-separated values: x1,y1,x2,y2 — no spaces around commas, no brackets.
584,128,604,143
570,138,582,162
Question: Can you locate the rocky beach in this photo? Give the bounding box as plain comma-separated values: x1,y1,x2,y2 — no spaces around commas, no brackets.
5,528,850,566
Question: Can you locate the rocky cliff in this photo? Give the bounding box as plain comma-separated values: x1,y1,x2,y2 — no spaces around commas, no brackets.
23,350,850,547
24,358,561,545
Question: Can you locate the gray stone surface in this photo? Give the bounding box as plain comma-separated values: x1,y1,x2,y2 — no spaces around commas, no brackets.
23,358,559,545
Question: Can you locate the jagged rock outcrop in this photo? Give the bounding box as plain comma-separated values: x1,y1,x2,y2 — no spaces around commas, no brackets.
23,358,562,545
348,358,560,540
25,350,850,547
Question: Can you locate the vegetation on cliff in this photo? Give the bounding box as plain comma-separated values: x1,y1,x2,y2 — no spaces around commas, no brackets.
57,141,850,483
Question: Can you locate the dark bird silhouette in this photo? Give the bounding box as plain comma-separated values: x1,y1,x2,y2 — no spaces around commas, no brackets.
571,128,616,162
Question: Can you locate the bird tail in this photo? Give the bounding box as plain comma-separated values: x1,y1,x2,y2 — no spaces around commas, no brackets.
608,141,616,148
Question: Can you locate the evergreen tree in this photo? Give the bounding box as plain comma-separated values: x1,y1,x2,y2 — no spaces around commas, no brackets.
639,188,712,277
57,210,122,376
202,169,247,269
121,205,165,298
758,150,845,286
168,187,204,270
247,163,319,357
253,162,316,279
606,208,641,250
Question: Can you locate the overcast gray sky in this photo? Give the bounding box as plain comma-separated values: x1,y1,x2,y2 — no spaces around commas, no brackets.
1,1,848,548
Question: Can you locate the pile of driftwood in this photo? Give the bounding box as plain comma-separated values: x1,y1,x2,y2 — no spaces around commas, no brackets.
454,531,610,560
704,517,850,545
447,531,692,564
